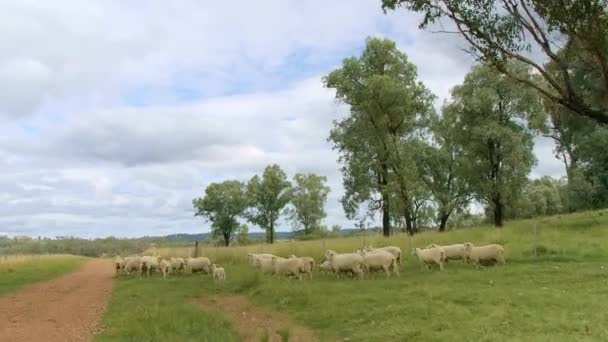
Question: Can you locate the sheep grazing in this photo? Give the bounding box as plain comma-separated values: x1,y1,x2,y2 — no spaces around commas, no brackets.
169,257,186,273
113,256,125,276
185,257,211,274
426,243,466,262
412,247,445,271
365,245,402,266
211,264,226,281
324,250,364,279
289,255,315,280
463,243,505,267
359,249,399,278
271,256,304,280
319,260,333,274
159,259,171,278
139,255,160,277
123,256,141,276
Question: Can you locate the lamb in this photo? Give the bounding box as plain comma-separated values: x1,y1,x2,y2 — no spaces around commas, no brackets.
463,243,505,267
123,256,141,276
426,243,466,262
159,259,171,278
211,264,226,281
113,256,125,276
185,257,211,274
359,249,399,278
289,255,315,280
139,255,160,277
365,245,402,265
271,256,304,280
169,257,186,273
412,246,445,270
324,250,364,279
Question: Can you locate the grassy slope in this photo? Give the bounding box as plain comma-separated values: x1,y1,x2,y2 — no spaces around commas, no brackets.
109,210,608,341
0,255,86,295
96,276,238,342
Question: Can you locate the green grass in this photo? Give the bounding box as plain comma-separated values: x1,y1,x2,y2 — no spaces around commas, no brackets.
108,210,608,341
0,255,86,295
96,275,238,342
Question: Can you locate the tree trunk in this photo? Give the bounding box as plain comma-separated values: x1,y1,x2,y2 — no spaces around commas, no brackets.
405,209,414,235
269,221,274,244
382,193,390,237
223,232,230,247
493,195,504,227
438,213,449,232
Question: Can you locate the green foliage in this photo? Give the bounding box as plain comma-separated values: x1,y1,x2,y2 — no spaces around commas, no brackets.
325,37,435,236
0,256,86,294
236,224,251,246
193,180,248,247
382,0,608,124
246,164,292,244
286,173,331,234
506,177,566,219
447,62,542,226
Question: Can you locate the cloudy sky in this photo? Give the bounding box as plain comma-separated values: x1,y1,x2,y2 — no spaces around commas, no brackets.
0,1,564,238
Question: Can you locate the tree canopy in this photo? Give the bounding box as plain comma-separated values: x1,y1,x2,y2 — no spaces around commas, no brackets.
287,173,331,234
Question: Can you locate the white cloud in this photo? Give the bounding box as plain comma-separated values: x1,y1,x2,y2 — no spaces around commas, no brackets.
0,0,565,238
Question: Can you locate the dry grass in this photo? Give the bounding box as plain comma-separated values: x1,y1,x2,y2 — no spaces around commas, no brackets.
0,254,79,268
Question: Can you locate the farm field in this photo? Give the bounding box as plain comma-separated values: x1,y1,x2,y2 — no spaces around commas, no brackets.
0,254,86,294
99,210,608,341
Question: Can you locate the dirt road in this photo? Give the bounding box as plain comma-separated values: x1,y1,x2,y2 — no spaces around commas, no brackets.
0,258,114,342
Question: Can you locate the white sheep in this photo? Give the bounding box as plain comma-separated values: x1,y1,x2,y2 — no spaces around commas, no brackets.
324,250,364,279
159,259,171,278
169,257,186,273
365,245,402,265
247,253,275,267
463,243,505,267
289,255,315,280
319,260,333,274
185,257,211,274
123,256,141,276
271,256,303,280
255,256,284,274
412,247,445,271
359,249,399,278
426,243,466,262
139,255,160,277
211,264,226,281
113,256,125,276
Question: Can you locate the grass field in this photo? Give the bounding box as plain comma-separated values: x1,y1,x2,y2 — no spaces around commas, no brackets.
0,255,86,294
102,210,608,341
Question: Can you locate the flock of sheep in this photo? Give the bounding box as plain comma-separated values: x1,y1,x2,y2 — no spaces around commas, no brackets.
113,255,226,281
111,241,505,282
247,242,506,280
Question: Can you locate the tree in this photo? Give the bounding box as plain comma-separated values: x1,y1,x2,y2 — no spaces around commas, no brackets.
416,111,471,231
236,224,250,246
325,37,435,236
192,180,248,247
447,62,542,227
382,0,608,125
287,173,331,234
246,164,292,244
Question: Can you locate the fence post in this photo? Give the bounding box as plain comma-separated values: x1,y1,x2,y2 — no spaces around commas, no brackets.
533,223,538,258
194,241,199,258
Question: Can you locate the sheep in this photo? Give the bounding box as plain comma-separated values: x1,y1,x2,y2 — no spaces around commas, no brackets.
426,243,466,262
289,255,315,280
123,256,141,276
169,257,186,273
271,256,304,280
113,256,125,276
159,259,171,278
247,253,275,267
365,245,402,265
211,264,226,281
319,260,333,274
359,249,399,278
463,243,505,267
255,256,284,274
139,255,160,277
324,250,364,279
411,247,445,271
185,257,211,274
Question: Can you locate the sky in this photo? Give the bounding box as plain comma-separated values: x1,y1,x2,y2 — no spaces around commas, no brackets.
0,0,565,238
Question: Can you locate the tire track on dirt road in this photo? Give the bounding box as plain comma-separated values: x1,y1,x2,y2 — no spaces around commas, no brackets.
0,258,114,342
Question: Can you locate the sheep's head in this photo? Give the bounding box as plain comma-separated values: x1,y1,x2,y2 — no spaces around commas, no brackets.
410,248,419,256
289,254,297,259
426,244,438,249
325,250,335,260
463,242,474,251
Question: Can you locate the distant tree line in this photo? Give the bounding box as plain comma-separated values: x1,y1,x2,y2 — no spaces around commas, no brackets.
192,165,331,246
